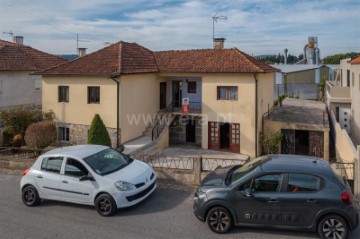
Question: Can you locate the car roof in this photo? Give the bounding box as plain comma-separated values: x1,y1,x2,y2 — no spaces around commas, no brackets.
261,154,328,174
42,145,109,159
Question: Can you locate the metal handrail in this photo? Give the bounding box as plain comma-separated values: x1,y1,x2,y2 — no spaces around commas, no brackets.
151,103,173,141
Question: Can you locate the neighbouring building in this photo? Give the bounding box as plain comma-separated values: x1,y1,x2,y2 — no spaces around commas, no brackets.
0,37,67,111
264,98,330,160
40,39,277,157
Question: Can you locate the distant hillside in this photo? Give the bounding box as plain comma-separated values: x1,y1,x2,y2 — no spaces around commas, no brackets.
323,52,360,64
58,54,78,60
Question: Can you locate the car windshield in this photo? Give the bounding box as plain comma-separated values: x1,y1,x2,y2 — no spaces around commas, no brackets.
83,148,133,175
231,155,269,183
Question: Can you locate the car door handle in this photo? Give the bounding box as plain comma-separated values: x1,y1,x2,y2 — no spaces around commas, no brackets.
268,199,279,204
307,199,318,203
61,180,68,184
36,175,43,178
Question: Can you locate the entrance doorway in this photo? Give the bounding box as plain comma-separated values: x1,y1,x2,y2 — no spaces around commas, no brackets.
160,82,167,109
220,123,230,149
186,120,196,143
295,130,309,155
172,81,182,107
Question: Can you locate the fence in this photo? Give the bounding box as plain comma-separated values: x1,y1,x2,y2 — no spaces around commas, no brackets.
133,155,248,186
274,83,319,100
0,147,44,159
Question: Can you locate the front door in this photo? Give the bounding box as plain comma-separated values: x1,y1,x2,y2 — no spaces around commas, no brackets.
186,120,196,143
220,123,230,149
172,81,182,107
236,173,284,225
160,82,167,109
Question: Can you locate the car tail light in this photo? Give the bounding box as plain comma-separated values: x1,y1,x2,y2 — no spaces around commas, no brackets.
22,168,30,176
341,192,353,205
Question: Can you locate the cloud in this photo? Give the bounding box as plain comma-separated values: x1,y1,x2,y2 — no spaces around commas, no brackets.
0,0,359,57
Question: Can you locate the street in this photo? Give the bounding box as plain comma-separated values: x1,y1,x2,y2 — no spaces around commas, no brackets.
0,174,358,239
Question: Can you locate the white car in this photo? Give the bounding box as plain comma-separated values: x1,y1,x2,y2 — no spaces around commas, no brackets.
20,145,156,216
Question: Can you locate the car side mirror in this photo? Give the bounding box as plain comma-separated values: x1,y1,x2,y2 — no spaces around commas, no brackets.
241,188,253,197
115,145,125,153
79,174,94,182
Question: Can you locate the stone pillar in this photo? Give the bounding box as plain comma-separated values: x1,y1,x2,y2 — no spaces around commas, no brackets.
194,157,202,186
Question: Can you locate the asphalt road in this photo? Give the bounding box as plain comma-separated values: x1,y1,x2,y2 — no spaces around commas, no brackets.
1,174,359,239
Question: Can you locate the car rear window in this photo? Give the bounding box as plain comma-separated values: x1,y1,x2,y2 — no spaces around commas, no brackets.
41,157,63,173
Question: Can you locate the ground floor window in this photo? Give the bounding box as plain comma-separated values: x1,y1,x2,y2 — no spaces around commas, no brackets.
208,122,240,153
58,127,70,142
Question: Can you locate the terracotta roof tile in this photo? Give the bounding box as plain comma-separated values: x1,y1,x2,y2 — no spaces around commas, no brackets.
0,39,67,71
154,48,277,73
350,56,360,64
42,41,158,75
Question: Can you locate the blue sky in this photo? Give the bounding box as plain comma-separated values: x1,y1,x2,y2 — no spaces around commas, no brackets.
0,0,359,57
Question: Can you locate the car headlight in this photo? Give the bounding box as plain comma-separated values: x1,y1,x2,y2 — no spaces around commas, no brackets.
114,181,136,191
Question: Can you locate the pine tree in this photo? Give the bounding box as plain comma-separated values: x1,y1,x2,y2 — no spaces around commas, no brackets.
88,114,112,147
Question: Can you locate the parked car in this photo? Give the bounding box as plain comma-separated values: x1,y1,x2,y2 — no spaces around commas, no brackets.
21,145,156,216
193,155,358,239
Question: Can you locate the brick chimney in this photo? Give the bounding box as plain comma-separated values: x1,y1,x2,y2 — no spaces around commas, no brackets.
13,36,24,45
213,38,225,50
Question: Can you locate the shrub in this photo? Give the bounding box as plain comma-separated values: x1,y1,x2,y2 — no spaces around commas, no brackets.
13,134,24,147
25,121,57,148
88,114,111,147
260,131,283,154
0,109,42,137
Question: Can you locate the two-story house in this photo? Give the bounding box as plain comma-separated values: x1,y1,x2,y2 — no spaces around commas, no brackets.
40,40,277,158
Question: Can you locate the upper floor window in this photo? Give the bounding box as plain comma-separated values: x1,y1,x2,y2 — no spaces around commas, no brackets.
58,86,69,102
88,86,100,104
188,81,197,93
217,86,238,100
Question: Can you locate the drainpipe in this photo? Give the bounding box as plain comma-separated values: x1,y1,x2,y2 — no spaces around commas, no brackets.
254,74,259,157
110,75,120,148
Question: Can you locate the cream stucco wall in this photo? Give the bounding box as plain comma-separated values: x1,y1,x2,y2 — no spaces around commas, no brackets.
350,64,360,146
201,72,274,157
42,76,117,128
340,58,351,87
119,74,163,143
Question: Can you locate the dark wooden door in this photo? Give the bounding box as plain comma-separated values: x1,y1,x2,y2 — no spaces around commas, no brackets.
186,120,196,143
281,129,295,154
160,82,167,109
309,131,324,158
230,123,240,153
208,122,220,150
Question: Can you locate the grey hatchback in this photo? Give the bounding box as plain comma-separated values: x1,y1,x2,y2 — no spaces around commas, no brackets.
193,155,358,239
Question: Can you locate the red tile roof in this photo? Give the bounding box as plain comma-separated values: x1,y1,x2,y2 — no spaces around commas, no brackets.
41,41,158,75
154,48,277,73
350,56,360,64
0,40,67,71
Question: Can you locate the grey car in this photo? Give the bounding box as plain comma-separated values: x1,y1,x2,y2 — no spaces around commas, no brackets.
193,155,358,239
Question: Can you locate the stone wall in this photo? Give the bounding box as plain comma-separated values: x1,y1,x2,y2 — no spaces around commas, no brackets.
55,122,120,148
169,115,202,145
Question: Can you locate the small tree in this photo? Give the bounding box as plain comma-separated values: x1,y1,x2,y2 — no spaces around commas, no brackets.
88,114,111,147
25,121,57,149
260,131,283,155
319,76,328,102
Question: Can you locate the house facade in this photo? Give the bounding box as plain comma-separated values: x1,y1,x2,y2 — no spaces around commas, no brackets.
41,41,276,158
0,38,67,111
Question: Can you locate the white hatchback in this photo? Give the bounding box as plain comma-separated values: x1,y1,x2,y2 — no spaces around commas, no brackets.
20,145,156,216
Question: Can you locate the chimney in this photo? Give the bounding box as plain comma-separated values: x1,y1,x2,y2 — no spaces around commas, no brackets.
13,36,24,45
213,38,226,50
77,48,87,57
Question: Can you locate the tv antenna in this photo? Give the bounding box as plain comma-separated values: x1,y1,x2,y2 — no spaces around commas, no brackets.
2,31,14,37
76,34,90,49
212,14,227,39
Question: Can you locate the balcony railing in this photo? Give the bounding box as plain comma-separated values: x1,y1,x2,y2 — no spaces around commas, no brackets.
171,101,202,114
326,81,351,103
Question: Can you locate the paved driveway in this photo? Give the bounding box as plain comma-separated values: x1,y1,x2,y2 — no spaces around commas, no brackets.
1,174,358,239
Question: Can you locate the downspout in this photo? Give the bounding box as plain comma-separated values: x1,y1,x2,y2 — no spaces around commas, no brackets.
110,75,120,148
254,73,259,157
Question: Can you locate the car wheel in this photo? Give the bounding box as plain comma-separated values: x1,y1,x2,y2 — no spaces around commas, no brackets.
318,214,349,239
95,194,117,217
22,185,40,207
206,207,233,234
